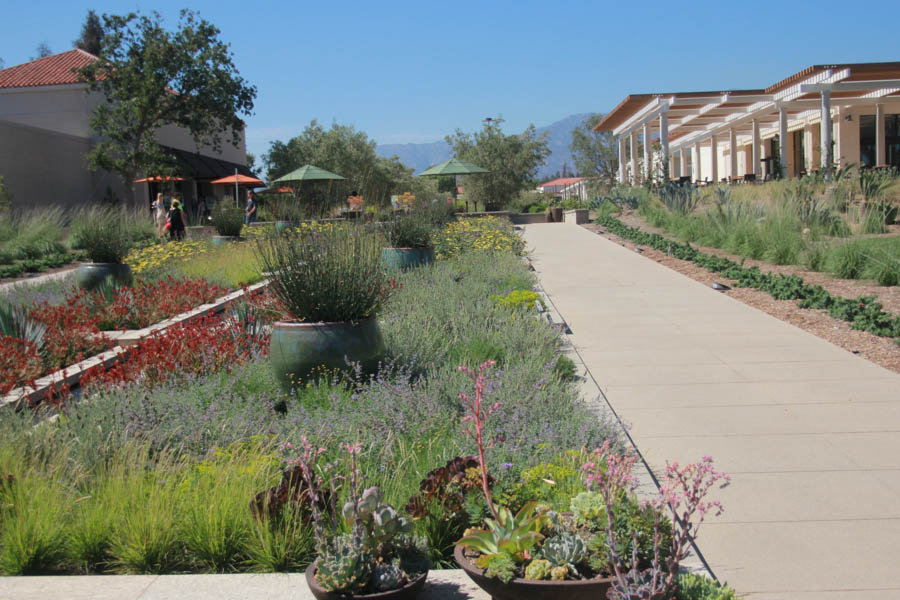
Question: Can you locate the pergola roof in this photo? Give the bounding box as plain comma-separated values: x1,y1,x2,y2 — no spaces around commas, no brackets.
595,62,900,152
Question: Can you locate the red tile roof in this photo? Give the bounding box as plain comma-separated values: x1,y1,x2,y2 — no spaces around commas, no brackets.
540,177,583,188
0,49,97,90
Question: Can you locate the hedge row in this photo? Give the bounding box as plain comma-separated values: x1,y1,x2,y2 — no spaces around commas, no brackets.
595,216,900,342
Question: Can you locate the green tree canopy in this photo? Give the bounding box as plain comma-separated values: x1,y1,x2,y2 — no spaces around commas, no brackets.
77,10,257,202
445,118,550,211
569,113,618,185
263,120,438,210
74,10,104,56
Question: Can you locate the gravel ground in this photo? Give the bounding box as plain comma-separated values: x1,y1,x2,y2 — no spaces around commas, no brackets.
583,213,900,374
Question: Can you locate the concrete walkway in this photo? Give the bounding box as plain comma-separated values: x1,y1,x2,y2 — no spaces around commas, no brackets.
524,223,900,599
0,571,489,600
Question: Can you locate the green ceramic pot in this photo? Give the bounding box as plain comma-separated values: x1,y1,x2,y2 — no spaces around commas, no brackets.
270,318,384,391
382,247,434,270
75,262,133,291
211,235,241,247
274,221,293,233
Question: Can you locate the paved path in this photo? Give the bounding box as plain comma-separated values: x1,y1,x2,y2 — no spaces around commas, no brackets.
524,223,900,599
0,571,488,600
0,265,75,294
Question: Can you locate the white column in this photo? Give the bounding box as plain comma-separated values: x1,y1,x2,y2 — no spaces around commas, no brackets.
710,135,718,183
659,111,669,180
876,103,886,166
820,90,832,171
630,131,639,185
729,127,738,180
642,122,651,182
778,106,788,178
682,150,689,179
617,136,626,184
751,119,761,176
692,142,701,183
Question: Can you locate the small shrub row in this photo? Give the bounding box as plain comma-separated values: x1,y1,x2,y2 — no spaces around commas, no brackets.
596,215,900,341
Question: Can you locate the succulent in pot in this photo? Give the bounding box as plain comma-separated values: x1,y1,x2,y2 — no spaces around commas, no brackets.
382,216,434,270
211,201,244,244
290,438,430,599
257,224,395,390
70,206,135,290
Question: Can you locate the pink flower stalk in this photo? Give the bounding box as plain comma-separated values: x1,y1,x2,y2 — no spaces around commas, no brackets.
458,360,499,520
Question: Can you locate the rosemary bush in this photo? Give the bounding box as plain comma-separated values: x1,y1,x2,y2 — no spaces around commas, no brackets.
258,225,387,322
385,215,432,249
212,202,245,237
69,207,136,263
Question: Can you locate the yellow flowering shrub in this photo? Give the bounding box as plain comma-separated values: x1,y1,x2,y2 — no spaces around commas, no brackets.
125,240,209,275
434,217,525,259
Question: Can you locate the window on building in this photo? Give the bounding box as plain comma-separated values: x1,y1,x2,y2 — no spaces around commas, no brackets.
860,114,900,168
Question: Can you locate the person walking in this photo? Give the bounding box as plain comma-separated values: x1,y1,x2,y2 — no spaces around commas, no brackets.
152,193,167,238
245,191,258,226
167,198,186,241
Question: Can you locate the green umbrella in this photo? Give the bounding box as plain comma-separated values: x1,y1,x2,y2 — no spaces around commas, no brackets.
272,164,346,183
419,157,488,212
418,157,488,177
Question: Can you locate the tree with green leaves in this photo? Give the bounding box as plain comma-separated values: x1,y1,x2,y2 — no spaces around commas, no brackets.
32,43,52,60
74,10,104,55
77,10,256,202
569,113,618,186
445,118,550,211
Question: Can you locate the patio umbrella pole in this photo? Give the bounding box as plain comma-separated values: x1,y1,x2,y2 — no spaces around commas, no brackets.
234,168,239,207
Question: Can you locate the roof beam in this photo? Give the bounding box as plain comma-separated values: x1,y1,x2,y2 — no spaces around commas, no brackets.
613,97,667,137
801,79,900,92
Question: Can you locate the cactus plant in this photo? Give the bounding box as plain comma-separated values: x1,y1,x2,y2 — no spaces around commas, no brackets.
524,558,552,580
314,534,373,593
371,561,405,592
541,531,588,573
550,566,568,581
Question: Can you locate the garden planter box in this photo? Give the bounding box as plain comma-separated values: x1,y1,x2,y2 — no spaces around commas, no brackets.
2,280,269,408
454,546,613,600
305,563,427,600
509,213,549,225
382,247,434,270
563,209,589,225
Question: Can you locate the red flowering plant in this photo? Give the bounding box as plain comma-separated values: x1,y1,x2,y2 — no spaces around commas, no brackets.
0,336,43,395
80,312,269,392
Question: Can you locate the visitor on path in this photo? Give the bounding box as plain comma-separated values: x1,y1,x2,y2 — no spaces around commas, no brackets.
245,191,257,225
167,198,186,241
152,193,167,238
196,196,208,223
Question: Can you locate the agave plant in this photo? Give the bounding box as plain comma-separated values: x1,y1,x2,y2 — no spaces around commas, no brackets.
0,302,46,354
456,501,548,563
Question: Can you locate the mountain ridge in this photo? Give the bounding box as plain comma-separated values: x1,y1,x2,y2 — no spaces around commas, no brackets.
375,113,592,179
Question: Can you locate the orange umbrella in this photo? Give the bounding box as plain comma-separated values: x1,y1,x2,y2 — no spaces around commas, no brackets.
134,175,185,182
210,174,265,186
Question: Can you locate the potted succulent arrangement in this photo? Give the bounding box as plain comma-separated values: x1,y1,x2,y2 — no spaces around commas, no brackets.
453,361,730,600
71,207,135,291
381,215,434,270
211,201,245,245
258,224,394,391
289,438,430,599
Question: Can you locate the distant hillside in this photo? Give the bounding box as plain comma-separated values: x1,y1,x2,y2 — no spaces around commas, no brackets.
375,113,592,179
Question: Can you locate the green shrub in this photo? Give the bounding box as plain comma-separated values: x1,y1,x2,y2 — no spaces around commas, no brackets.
70,207,135,263
385,215,432,249
211,202,245,237
258,225,388,322
864,249,900,286
676,573,737,600
491,289,543,311
827,241,868,279
553,355,577,381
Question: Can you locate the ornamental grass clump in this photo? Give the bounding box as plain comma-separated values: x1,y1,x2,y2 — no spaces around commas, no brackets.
385,215,432,249
258,225,391,322
70,207,136,263
211,202,245,237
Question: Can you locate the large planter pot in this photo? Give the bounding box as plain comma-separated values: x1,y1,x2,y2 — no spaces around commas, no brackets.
274,221,293,233
75,262,133,291
884,206,898,225
270,318,385,391
381,247,434,270
454,545,613,600
549,207,563,223
211,235,242,247
305,563,427,600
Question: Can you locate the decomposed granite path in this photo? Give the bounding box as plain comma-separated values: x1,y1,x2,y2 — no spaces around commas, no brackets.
523,222,900,599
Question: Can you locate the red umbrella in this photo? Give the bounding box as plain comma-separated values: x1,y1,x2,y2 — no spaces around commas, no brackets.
210,174,265,186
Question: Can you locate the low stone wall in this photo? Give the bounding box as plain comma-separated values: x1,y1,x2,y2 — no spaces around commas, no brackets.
509,213,548,225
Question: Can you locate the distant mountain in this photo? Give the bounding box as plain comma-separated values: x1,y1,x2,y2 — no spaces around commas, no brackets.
375,113,592,179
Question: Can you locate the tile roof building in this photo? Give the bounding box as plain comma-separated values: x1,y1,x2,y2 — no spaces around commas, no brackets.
0,50,251,211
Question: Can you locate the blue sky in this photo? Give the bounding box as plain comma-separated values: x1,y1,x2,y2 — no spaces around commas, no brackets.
2,0,897,163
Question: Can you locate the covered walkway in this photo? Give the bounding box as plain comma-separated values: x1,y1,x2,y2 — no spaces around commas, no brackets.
525,223,900,598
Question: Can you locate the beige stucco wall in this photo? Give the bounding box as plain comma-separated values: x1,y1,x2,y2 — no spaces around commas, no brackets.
0,118,128,210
